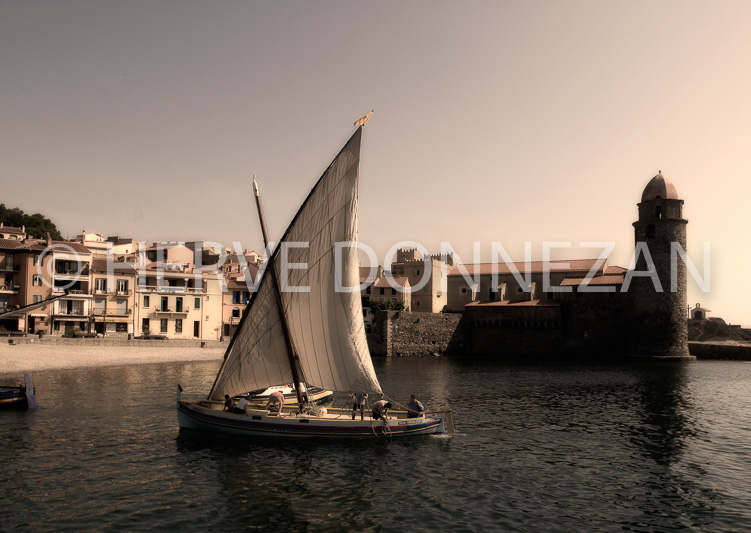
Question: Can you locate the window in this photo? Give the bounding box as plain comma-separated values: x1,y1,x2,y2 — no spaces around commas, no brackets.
33,295,42,304
379,288,385,295
142,318,149,333
116,279,128,294
461,287,467,294
414,269,420,276
160,319,168,333
646,224,656,239
194,297,200,309
33,254,40,266
175,297,183,313
232,291,241,304
391,288,396,295
232,308,241,318
33,274,42,286
143,295,150,307
161,296,169,312
116,299,127,314
95,278,107,293
366,286,371,295
94,298,106,314
175,319,183,333
116,323,127,333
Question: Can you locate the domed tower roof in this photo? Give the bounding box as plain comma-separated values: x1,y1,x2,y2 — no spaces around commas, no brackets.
641,171,680,202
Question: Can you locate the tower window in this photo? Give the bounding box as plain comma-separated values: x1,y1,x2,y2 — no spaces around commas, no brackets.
656,206,662,219
646,224,656,239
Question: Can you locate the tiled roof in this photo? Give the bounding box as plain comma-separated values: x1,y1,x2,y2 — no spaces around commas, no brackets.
466,299,561,307
0,239,24,250
448,259,601,277
0,226,25,234
51,241,91,254
373,276,409,288
560,274,625,286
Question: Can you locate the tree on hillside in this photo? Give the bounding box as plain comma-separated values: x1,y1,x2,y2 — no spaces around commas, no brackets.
0,203,63,240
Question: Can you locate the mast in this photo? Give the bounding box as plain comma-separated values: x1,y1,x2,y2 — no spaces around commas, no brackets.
252,174,306,410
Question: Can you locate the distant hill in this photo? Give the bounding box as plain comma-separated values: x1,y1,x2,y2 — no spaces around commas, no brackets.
0,203,63,241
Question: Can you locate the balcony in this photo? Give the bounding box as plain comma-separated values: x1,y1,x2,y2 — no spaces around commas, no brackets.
0,284,20,294
93,307,131,316
0,264,20,272
137,285,202,294
54,309,87,316
153,307,189,317
53,288,91,296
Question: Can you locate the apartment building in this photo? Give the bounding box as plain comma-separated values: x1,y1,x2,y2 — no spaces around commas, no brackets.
49,241,93,335
134,247,223,340
90,258,138,336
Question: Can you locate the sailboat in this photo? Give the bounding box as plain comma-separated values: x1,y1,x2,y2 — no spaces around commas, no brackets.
177,125,453,437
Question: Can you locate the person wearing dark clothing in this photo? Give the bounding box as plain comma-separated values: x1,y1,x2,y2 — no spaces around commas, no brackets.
407,395,424,418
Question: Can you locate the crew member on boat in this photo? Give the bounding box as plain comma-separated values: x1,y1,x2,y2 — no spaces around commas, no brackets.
349,392,367,420
407,395,424,418
265,391,285,413
371,400,391,421
234,396,249,415
223,394,235,412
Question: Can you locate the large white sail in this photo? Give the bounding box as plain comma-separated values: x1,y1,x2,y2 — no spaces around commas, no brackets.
210,128,382,400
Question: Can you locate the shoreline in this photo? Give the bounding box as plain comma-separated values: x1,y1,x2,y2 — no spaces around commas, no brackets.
0,341,225,377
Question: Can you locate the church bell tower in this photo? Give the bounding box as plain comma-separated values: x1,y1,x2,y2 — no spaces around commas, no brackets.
630,172,691,358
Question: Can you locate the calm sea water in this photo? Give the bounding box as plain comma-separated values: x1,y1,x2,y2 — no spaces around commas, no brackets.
2,356,751,532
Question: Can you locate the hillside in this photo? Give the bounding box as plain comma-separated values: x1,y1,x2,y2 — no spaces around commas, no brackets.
688,317,751,342
0,203,63,240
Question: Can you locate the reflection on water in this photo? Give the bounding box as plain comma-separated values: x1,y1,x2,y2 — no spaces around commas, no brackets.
2,358,751,531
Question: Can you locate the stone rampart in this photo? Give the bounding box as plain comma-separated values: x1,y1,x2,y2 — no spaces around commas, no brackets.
367,310,465,356
688,341,751,360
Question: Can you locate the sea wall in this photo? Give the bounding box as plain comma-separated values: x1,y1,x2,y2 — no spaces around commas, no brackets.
687,341,751,360
367,310,466,356
4,336,227,349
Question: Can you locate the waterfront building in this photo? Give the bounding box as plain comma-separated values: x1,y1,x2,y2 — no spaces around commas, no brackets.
389,248,451,313
221,263,260,338
460,172,690,358
134,256,223,340
49,241,94,336
0,238,54,334
90,258,138,336
445,259,625,312
359,265,411,331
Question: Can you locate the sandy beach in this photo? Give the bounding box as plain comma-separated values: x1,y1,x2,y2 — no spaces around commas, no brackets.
0,343,224,376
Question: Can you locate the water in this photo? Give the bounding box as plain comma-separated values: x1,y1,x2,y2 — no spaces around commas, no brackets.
2,357,751,532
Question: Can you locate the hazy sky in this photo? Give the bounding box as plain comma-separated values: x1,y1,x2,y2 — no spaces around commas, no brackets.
2,1,750,324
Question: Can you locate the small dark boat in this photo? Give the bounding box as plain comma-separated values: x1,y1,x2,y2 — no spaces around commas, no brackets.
0,373,36,410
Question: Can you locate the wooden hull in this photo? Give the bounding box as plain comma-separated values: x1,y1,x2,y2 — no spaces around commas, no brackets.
0,387,28,410
177,401,447,438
